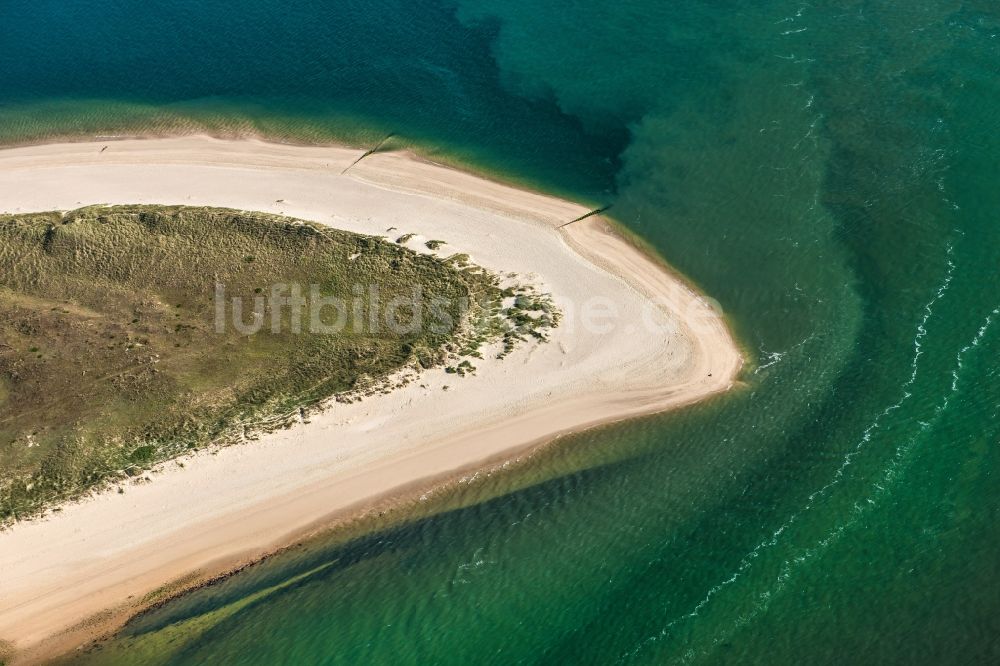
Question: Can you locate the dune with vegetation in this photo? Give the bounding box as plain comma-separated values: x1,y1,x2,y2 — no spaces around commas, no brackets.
0,205,554,522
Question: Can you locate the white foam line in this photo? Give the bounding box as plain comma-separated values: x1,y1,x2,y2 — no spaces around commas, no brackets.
738,297,1000,631
619,242,958,663
695,285,1000,663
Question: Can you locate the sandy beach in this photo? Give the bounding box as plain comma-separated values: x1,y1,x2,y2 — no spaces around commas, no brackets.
0,137,741,663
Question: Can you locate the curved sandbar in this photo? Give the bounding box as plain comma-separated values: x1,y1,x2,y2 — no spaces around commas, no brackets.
0,137,741,661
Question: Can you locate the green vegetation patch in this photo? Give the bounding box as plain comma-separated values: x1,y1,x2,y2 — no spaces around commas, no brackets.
0,205,557,523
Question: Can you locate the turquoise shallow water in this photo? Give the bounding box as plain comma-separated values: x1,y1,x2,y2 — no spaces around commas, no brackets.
2,1,999,664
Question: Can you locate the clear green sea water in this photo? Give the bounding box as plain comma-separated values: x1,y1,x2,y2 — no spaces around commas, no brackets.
2,1,999,663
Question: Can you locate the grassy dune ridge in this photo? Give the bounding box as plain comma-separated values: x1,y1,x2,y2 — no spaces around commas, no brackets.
0,205,556,523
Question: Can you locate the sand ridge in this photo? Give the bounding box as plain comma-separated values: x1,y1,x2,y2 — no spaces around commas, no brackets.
0,137,741,662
